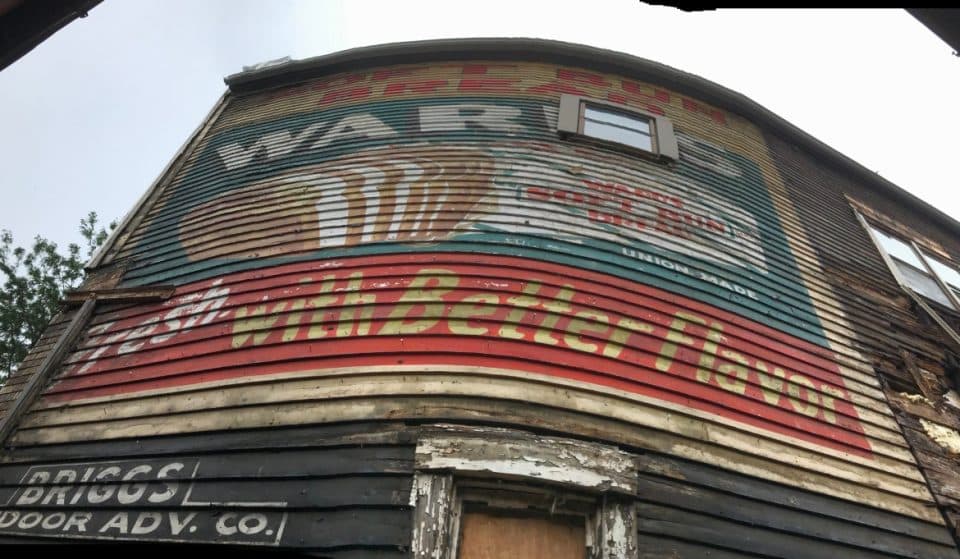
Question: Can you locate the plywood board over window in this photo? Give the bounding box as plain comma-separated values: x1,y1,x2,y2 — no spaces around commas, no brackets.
410,424,638,559
458,509,585,559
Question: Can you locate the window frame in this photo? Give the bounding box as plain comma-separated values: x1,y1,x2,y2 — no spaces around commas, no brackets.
855,209,960,311
557,94,679,161
409,424,638,559
449,481,598,559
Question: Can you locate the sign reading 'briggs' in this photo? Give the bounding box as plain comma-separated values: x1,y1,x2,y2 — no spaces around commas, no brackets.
0,458,287,545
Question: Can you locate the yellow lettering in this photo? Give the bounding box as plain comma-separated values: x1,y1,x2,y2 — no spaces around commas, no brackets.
695,322,724,384
307,276,338,339
281,298,307,342
603,317,653,358
498,282,542,339
564,311,610,353
336,273,375,337
787,374,820,417
231,301,288,348
449,293,499,336
755,362,786,406
716,349,748,394
820,384,845,425
380,269,458,335
656,312,706,372
534,286,575,345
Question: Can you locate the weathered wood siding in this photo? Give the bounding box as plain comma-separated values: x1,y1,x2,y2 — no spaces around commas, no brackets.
1,52,956,551
0,309,76,423
767,129,960,540
636,454,958,558
1,422,413,552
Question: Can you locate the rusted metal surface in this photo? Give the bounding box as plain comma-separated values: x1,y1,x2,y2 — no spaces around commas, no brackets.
3,42,959,553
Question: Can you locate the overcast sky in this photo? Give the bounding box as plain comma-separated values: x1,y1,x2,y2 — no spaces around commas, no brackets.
1,3,957,254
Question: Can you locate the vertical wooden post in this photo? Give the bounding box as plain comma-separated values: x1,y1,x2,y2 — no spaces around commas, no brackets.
593,496,638,559
411,472,456,559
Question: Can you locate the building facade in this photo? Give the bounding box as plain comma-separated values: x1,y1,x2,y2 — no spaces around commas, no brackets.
2,39,960,557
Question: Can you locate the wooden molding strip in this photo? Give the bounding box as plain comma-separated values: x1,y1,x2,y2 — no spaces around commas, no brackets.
63,285,176,305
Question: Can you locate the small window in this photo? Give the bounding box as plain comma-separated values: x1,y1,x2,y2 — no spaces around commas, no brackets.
455,485,591,559
860,215,960,310
557,94,679,160
409,425,638,559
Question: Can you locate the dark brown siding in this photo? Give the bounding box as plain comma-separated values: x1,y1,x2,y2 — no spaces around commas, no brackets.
0,309,76,423
0,421,414,553
767,130,960,540
636,454,957,558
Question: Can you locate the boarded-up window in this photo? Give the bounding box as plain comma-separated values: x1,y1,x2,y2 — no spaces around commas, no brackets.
457,508,586,559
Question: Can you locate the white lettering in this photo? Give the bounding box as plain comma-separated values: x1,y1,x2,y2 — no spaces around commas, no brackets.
99,512,129,534
63,512,91,533
117,465,151,504
311,114,396,149
170,511,197,536
238,513,268,535
419,104,523,132
40,512,67,530
14,471,49,505
148,462,184,504
17,512,43,530
216,122,325,170
88,466,121,504
0,511,19,529
131,512,162,535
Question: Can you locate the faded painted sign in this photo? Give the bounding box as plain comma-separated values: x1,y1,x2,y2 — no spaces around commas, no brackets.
30,61,915,513
53,255,870,457
133,110,818,344
0,458,287,544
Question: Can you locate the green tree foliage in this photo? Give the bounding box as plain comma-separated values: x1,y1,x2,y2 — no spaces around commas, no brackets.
0,212,115,384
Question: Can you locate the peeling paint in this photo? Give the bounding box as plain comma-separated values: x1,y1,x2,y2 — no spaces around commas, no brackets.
416,427,637,495
920,418,960,455
945,390,960,410
900,392,935,406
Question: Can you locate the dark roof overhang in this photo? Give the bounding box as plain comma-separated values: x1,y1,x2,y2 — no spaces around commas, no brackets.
909,8,960,56
0,0,101,71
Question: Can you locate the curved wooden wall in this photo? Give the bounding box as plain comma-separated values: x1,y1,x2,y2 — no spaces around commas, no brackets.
2,57,955,552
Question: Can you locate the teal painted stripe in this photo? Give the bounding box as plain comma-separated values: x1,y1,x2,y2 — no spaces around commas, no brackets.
122,95,827,346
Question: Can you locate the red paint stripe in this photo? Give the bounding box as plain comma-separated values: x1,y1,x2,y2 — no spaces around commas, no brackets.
44,342,870,457
45,254,873,456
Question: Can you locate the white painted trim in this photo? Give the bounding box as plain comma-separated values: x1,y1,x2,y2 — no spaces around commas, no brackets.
411,424,638,559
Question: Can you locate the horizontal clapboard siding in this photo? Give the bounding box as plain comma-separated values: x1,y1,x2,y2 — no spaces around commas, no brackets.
636,454,958,559
14,251,938,519
15,60,938,526
4,47,954,555
0,309,76,424
0,422,414,552
766,130,960,542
